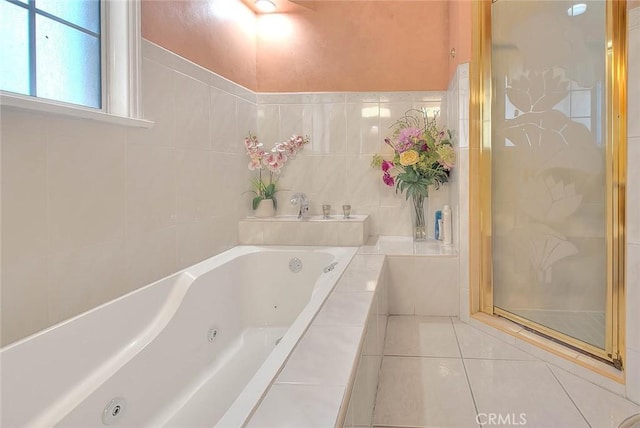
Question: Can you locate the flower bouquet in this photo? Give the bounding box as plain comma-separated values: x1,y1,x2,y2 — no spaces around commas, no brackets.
372,109,455,240
244,133,310,216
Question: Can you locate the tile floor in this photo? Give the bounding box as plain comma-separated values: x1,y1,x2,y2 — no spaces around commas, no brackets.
373,316,640,428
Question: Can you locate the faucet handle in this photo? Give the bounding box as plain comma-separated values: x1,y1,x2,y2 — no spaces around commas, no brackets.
290,192,308,204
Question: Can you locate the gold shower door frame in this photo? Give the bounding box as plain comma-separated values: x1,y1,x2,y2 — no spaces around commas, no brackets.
471,0,627,366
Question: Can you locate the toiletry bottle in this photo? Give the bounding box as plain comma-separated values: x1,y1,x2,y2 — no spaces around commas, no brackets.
442,205,452,245
435,210,442,240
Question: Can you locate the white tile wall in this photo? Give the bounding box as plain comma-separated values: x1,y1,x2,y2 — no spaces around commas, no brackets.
0,40,254,345
1,42,457,345
386,256,459,316
627,5,640,405
0,257,49,342
628,137,640,245
257,91,451,237
627,245,640,353
1,114,49,267
445,62,470,321
47,241,128,325
238,216,369,246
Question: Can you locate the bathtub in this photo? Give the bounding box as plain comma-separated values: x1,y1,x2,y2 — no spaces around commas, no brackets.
0,245,358,427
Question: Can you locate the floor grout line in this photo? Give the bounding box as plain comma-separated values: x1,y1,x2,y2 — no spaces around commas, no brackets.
382,353,462,359
547,362,593,428
376,315,637,428
372,425,425,428
375,315,477,428
371,425,424,428
462,356,540,361
451,317,481,428
382,353,541,362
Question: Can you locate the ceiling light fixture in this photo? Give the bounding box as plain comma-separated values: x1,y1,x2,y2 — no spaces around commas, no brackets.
567,3,587,17
255,0,276,13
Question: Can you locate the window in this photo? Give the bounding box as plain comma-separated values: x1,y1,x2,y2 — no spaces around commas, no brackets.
1,0,101,108
0,0,145,124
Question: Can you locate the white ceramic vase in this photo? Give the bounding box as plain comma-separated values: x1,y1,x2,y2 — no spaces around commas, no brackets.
254,199,276,218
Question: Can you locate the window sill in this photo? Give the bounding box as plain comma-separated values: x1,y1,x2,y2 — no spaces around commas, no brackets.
0,92,154,129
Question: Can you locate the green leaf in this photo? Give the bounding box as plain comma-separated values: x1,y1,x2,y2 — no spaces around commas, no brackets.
265,183,276,198
252,196,263,210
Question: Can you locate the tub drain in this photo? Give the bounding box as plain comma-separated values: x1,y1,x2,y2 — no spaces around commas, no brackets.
102,397,126,425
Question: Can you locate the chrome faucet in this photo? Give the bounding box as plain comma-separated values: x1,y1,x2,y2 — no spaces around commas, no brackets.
290,192,310,220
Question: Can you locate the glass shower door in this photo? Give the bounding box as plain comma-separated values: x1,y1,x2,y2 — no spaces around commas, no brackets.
490,0,609,351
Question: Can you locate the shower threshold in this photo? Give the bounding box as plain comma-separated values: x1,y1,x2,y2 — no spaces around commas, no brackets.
470,313,624,388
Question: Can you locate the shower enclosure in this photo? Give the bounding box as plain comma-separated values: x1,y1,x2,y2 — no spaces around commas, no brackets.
476,0,626,366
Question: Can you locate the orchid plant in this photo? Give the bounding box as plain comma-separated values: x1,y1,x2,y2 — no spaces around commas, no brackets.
372,109,455,199
245,133,310,210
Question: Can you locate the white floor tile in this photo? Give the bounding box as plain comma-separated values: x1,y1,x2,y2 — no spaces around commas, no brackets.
465,359,589,428
453,320,537,361
384,316,460,358
550,365,640,428
247,384,345,428
627,348,640,404
375,316,631,428
373,356,479,428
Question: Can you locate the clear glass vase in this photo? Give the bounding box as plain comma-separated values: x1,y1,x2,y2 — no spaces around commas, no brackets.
411,193,427,241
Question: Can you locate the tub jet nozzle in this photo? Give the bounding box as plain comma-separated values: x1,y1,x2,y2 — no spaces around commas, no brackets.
102,397,126,425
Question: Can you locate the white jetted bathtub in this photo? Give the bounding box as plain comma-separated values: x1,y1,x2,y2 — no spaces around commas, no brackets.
1,245,358,427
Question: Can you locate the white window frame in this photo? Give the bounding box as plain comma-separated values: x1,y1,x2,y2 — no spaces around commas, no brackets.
0,0,152,128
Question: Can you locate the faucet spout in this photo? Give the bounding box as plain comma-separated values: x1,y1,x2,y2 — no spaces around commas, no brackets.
290,192,310,220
